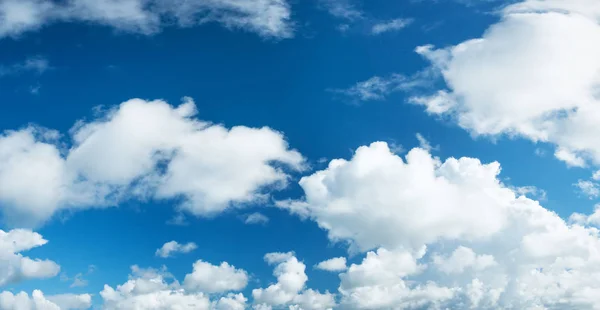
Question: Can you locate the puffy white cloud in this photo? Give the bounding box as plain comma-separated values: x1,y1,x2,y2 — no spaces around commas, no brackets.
0,229,59,286
412,0,600,167
244,212,270,225
314,257,347,272
280,141,600,308
0,0,293,39
371,18,413,34
155,241,197,258
100,265,210,310
183,260,248,294
0,290,91,310
252,252,335,309
0,97,304,227
212,293,247,310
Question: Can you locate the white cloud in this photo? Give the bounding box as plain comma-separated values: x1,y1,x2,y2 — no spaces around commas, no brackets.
371,18,413,34
413,0,600,167
0,97,304,227
280,141,600,308
0,56,49,76
213,293,247,310
574,180,600,199
0,0,294,39
183,260,248,294
0,229,60,286
155,241,197,258
314,257,347,272
0,290,91,310
415,133,437,152
330,74,410,102
319,0,363,21
244,212,270,225
252,252,335,309
593,170,600,181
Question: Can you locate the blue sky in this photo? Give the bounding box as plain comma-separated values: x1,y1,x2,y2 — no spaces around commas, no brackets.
2,0,600,309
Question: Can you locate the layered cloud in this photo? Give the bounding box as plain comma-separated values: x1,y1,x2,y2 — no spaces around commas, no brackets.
410,0,600,167
0,0,293,39
0,97,304,226
277,142,600,308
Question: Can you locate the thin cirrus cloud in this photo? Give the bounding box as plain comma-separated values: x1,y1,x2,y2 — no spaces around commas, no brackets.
0,97,305,227
0,56,49,77
0,0,294,39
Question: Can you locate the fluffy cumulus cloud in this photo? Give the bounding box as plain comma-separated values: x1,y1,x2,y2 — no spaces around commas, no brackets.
277,141,600,309
0,0,293,39
101,261,250,310
0,229,59,286
155,241,197,258
0,290,91,310
314,257,347,272
252,252,336,310
183,260,248,294
412,0,600,167
0,97,304,227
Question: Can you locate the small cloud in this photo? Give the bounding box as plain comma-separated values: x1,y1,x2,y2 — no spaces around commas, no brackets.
574,180,600,200
513,186,547,201
156,241,198,258
416,133,439,152
167,213,189,226
70,273,88,288
244,212,270,225
0,56,50,77
371,18,414,34
593,170,600,181
29,84,41,95
319,0,363,21
534,148,546,157
315,257,347,272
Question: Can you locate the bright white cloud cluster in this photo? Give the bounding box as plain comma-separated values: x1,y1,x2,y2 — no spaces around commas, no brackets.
411,0,600,167
101,262,248,310
0,97,304,227
278,142,600,309
155,241,197,258
0,290,91,310
252,252,336,310
0,0,293,39
0,229,59,286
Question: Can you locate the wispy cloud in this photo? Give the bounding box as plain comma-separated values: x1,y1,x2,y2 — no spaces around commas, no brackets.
0,56,50,77
319,0,363,21
371,18,413,34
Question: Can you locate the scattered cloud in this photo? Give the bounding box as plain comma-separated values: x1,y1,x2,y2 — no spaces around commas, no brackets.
183,260,248,294
319,0,363,21
0,97,304,227
575,180,600,199
244,212,270,225
0,0,294,40
0,56,49,77
315,257,347,272
155,241,198,258
371,18,413,34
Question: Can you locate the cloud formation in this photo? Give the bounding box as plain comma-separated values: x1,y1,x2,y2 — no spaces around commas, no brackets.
0,97,304,227
155,241,198,258
0,0,294,39
412,0,600,167
279,141,600,309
